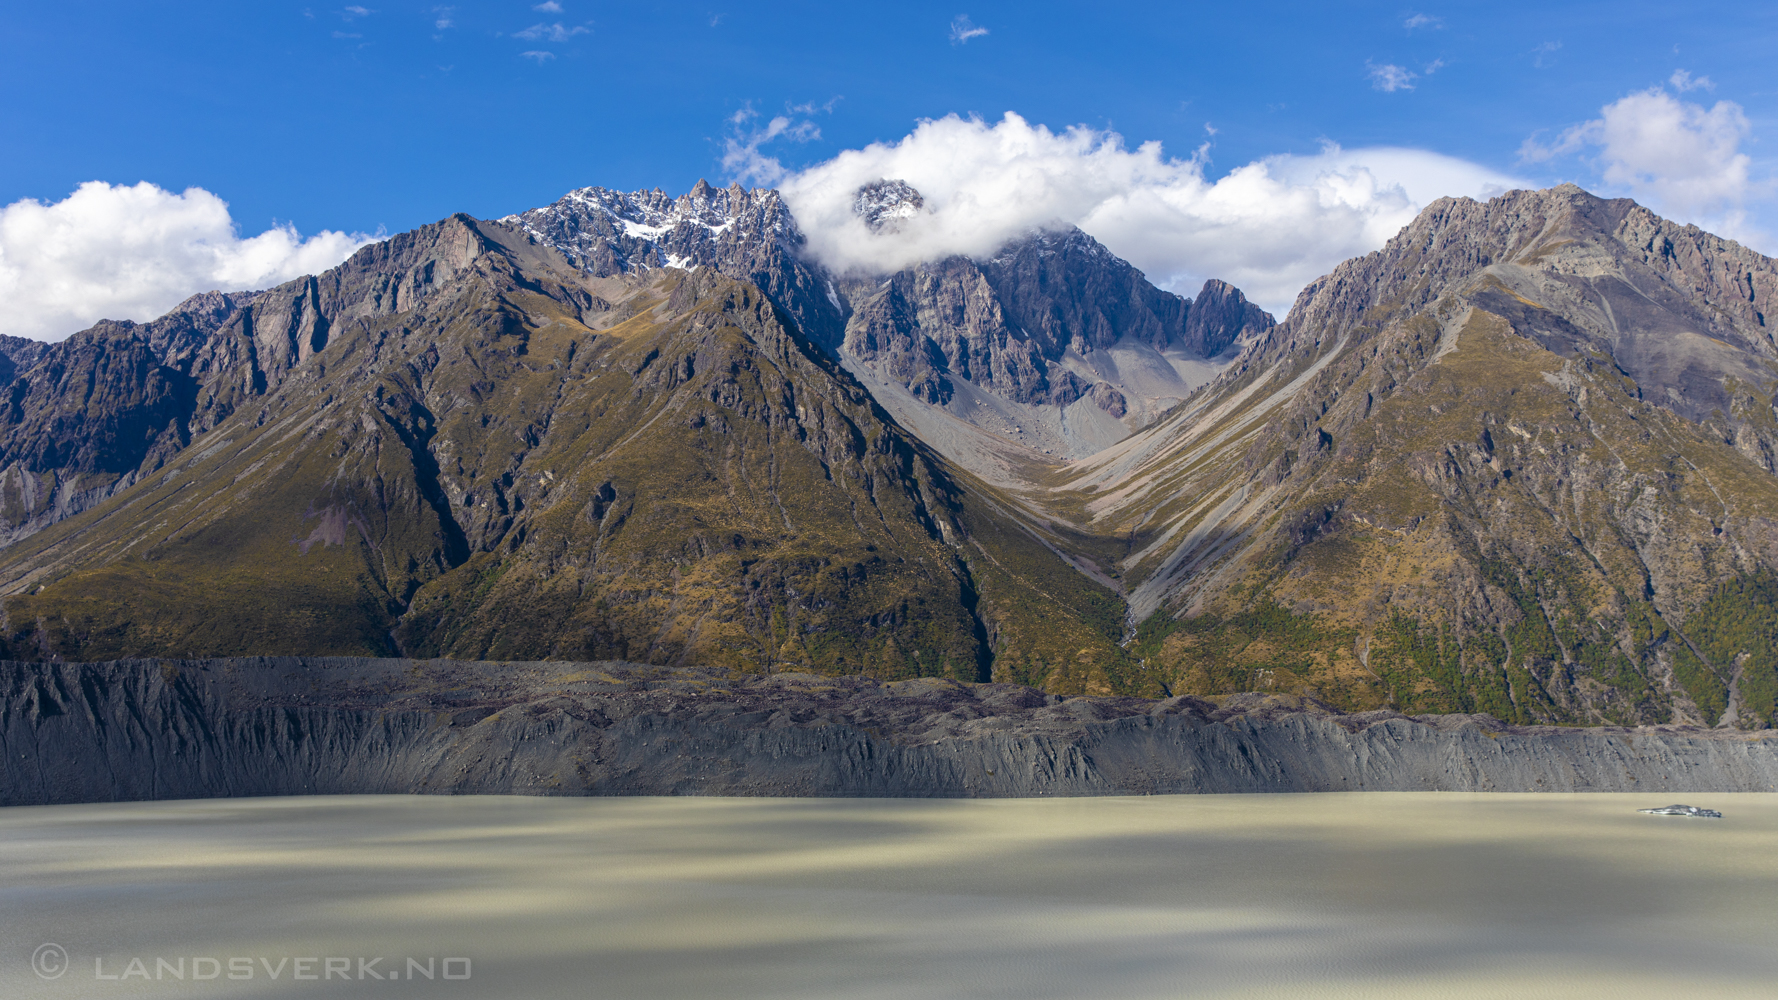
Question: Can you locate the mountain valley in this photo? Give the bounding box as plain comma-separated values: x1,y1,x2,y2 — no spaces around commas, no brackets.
3,179,1778,731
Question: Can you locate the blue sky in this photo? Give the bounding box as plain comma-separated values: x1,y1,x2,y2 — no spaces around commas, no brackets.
2,1,1775,338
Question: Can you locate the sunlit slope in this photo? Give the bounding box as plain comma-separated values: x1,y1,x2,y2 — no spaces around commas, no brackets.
1048,184,1778,727
0,221,1131,688
0,222,486,547
18,182,1778,719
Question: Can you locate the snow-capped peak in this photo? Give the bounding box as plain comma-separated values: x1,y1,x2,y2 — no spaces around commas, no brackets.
851,179,925,235
496,180,802,278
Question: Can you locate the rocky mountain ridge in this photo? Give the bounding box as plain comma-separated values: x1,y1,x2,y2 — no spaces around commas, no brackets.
4,182,1778,732
0,222,489,546
498,179,848,354
0,214,1136,690
503,179,1274,460
1038,184,1778,729
832,227,1273,462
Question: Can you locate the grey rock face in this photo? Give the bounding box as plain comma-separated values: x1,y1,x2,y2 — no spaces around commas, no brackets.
0,292,252,545
834,226,1274,457
505,180,1275,460
977,227,1194,356
3,658,1775,805
498,179,847,351
840,256,1062,408
1184,278,1274,357
0,218,491,546
0,335,52,383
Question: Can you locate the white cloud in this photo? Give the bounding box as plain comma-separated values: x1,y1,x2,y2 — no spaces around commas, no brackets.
1367,61,1416,92
342,5,373,18
1403,13,1442,29
949,15,988,45
722,107,822,186
1424,58,1445,75
515,22,587,42
432,6,454,30
1669,69,1714,92
520,50,555,62
1521,87,1764,242
0,182,377,342
787,97,842,116
1531,41,1561,68
534,1,563,10
770,113,1527,316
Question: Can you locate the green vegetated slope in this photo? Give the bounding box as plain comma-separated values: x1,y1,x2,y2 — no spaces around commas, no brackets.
1066,185,1778,727
0,220,1133,691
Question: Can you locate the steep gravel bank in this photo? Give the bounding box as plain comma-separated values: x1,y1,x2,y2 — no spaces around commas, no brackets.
2,657,1775,805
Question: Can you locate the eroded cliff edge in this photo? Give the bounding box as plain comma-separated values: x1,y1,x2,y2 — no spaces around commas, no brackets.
2,657,1776,805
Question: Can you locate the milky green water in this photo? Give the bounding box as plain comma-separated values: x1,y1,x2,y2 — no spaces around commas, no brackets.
1,793,1775,999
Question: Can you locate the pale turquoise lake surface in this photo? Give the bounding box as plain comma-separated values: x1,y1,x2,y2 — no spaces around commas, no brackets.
2,793,1776,999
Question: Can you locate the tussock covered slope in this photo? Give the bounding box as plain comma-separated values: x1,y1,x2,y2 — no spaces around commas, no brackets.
1045,185,1778,728
0,217,1132,688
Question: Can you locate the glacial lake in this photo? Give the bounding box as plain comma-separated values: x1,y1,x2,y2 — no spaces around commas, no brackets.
2,793,1776,999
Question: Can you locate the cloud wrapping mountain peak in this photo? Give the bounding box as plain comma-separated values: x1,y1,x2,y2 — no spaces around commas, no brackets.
775,113,1525,315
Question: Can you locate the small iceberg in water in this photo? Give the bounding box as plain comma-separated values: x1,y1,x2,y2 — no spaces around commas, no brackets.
1637,804,1722,819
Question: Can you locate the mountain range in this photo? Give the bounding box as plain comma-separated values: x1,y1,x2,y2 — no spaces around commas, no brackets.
2,178,1776,731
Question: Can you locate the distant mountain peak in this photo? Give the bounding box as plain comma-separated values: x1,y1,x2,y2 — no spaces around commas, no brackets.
501,181,1274,460
14,178,1778,728
852,179,925,234
984,226,1112,263
498,182,801,276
